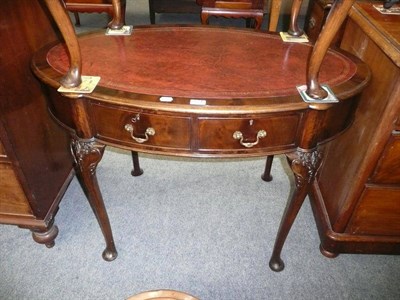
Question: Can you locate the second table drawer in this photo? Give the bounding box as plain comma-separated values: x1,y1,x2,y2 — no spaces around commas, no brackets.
197,114,300,151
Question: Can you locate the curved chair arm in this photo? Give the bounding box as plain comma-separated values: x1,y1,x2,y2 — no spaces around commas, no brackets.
269,0,356,101
306,0,356,100
44,0,124,88
44,0,82,88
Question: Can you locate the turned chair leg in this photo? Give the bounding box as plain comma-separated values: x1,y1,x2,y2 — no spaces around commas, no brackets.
149,0,156,24
73,12,80,26
131,151,143,176
246,18,252,28
261,155,274,182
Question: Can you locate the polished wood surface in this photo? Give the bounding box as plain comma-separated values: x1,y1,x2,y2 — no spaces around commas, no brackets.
311,1,400,256
349,1,400,66
33,0,368,271
45,28,356,99
0,0,74,247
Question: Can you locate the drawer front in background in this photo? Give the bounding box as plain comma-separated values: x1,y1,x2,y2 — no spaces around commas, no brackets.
347,185,400,236
64,0,113,5
0,140,6,158
371,132,400,184
0,163,32,216
197,114,300,152
305,0,329,42
91,104,191,151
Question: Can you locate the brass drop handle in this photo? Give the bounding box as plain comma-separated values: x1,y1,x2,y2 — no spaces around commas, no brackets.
124,124,155,144
233,130,267,148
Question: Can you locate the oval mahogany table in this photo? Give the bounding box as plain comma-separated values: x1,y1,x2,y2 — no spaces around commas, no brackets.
32,25,369,271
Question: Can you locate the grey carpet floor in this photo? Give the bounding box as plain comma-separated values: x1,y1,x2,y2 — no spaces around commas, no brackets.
1,1,399,299
1,150,400,299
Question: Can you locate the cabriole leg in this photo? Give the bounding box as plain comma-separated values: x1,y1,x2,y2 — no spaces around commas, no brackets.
71,137,118,261
269,148,322,271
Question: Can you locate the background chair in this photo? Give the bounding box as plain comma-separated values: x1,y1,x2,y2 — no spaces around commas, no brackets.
148,0,202,24
63,0,126,26
200,0,265,29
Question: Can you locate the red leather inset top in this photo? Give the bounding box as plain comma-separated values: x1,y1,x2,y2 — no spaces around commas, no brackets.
47,26,356,99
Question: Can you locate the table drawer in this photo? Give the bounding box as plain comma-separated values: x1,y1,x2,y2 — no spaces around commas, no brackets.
197,114,300,152
371,132,400,184
0,140,10,163
347,185,400,236
395,115,400,130
0,163,32,215
65,0,112,4
92,104,191,150
0,140,6,157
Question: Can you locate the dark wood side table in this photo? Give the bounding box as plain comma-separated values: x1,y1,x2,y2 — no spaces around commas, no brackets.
0,0,74,247
310,1,400,256
34,0,368,271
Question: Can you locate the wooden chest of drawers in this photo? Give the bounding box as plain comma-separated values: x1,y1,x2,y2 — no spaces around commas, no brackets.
0,0,74,247
311,2,400,256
